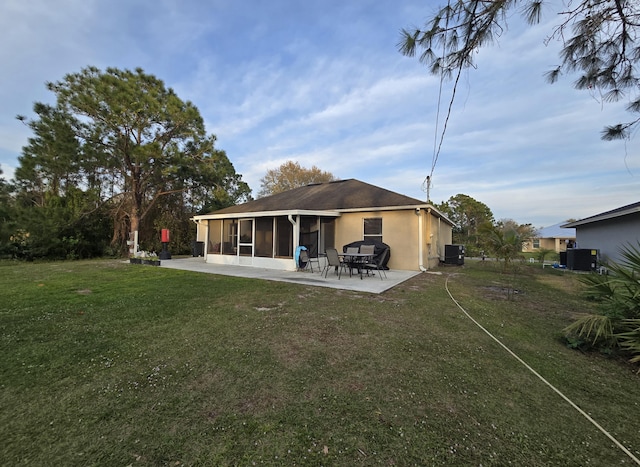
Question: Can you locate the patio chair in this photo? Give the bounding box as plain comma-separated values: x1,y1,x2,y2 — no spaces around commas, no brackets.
363,248,388,280
343,246,361,276
358,244,376,277
359,244,375,255
298,249,317,272
298,250,322,272
323,247,347,279
307,252,321,272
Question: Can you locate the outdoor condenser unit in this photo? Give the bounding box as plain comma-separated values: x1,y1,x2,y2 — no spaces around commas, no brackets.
559,251,567,267
566,248,598,271
444,244,465,265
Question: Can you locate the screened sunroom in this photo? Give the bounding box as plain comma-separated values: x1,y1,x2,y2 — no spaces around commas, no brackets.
197,211,338,270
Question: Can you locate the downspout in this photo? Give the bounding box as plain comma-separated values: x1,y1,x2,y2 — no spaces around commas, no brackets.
288,214,300,252
427,208,433,271
203,220,209,256
417,208,427,272
438,216,441,261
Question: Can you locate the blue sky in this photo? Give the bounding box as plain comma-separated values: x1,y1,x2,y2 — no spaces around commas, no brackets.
1,0,638,227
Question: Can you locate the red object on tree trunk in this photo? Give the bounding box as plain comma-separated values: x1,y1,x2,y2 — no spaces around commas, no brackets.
161,229,170,243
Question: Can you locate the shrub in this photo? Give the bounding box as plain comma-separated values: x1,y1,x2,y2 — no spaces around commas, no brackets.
536,248,556,263
564,242,640,364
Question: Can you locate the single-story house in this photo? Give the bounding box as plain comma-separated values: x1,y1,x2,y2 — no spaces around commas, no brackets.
562,201,640,265
522,222,576,253
191,179,454,271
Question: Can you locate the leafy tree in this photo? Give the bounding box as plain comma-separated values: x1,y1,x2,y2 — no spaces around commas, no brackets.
499,218,537,242
12,187,112,260
258,161,337,198
565,242,640,364
398,0,640,140
15,103,82,201
480,219,534,271
436,194,494,252
0,166,17,258
17,66,251,255
12,103,110,259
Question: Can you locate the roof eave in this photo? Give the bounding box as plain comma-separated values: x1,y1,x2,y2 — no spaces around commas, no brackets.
562,206,640,227
191,203,455,226
192,209,342,221
336,204,427,213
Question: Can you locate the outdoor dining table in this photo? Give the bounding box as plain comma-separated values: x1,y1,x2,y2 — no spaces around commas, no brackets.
340,252,375,279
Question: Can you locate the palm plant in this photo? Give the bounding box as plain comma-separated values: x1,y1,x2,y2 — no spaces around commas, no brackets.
536,248,556,264
480,222,525,272
564,242,640,363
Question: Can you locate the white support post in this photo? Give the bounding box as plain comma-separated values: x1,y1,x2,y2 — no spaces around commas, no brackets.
128,230,139,257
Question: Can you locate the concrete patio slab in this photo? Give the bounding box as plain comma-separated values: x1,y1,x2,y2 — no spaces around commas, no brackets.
158,257,420,294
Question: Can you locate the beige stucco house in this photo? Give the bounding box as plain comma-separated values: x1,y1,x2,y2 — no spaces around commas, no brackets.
191,179,454,271
523,222,576,253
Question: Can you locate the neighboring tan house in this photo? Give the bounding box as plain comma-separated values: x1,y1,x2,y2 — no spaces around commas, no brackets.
562,201,640,265
191,179,454,271
523,222,576,253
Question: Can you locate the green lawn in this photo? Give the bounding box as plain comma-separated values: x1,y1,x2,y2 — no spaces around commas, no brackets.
1,259,638,466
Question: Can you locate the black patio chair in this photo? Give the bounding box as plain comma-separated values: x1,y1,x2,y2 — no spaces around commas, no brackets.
363,248,389,280
359,244,375,254
298,248,321,272
322,248,347,279
358,244,376,277
307,251,321,272
343,246,360,276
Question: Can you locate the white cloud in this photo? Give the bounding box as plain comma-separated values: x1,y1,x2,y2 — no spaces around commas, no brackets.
0,0,637,227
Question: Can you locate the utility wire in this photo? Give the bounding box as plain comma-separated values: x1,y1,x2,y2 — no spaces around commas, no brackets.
427,62,464,198
424,0,458,202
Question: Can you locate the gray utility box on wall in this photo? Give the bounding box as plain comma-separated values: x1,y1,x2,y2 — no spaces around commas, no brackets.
444,244,465,265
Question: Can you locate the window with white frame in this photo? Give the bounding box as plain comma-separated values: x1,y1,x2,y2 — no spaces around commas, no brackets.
364,218,382,243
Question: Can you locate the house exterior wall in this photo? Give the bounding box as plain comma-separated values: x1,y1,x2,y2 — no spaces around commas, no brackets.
334,209,451,270
575,213,640,264
541,238,559,252
196,222,207,243
194,208,454,271
523,237,573,253
426,210,452,267
334,210,414,270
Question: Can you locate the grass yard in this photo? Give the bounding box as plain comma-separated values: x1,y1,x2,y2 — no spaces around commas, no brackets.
1,259,639,466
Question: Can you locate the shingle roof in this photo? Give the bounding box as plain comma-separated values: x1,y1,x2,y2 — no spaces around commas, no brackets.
562,201,640,228
209,179,427,214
